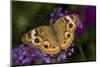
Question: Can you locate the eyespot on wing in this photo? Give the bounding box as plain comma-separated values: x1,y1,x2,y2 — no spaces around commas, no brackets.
40,41,61,54
65,14,79,32
61,32,74,49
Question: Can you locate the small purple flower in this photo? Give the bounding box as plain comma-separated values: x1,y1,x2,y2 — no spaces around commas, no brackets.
57,52,67,62
19,55,24,60
60,52,66,59
15,60,19,64
68,52,72,56
59,13,64,17
49,7,69,24
50,13,55,17
54,7,62,13
77,20,83,29
57,56,61,62
12,53,18,60
64,10,68,15
49,18,54,23
22,58,30,64
43,57,51,63
64,43,75,57
19,44,24,48
70,48,74,53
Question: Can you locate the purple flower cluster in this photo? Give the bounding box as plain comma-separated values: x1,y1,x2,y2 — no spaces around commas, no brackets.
12,43,75,65
49,7,68,24
12,44,44,65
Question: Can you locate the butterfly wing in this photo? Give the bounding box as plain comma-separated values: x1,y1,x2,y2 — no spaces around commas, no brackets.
21,31,32,45
53,14,79,49
65,14,79,32
22,26,60,54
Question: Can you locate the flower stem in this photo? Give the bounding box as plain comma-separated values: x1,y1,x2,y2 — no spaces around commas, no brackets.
74,34,86,61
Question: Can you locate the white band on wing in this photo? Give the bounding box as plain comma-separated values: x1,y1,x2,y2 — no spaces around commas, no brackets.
65,16,72,23
31,29,36,39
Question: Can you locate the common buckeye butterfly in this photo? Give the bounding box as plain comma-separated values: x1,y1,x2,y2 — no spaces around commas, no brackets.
22,14,79,54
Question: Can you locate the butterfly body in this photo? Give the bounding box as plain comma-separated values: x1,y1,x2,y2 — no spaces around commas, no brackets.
22,14,79,54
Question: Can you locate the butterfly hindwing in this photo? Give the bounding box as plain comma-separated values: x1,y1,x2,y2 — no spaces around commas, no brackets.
53,15,74,49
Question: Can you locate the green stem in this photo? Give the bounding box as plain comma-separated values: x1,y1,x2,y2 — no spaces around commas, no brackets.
74,34,86,61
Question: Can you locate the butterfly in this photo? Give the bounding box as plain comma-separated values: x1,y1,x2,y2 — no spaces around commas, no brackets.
22,14,79,54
